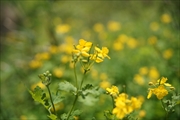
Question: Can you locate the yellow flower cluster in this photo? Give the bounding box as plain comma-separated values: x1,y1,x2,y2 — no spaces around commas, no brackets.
147,77,175,100
113,93,142,119
106,86,142,119
72,39,110,63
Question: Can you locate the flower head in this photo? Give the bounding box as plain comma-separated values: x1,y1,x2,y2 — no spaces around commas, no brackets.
106,86,119,97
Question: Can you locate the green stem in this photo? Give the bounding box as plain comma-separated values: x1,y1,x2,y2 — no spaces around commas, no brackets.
67,94,78,120
73,63,78,89
160,99,168,120
80,70,88,90
46,85,56,115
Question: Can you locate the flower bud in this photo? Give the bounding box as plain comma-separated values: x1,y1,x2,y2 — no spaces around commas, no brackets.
148,82,154,86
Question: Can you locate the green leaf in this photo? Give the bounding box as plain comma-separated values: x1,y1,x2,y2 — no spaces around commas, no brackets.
29,86,49,109
48,114,57,120
58,81,77,93
72,109,82,116
61,113,68,120
53,95,65,104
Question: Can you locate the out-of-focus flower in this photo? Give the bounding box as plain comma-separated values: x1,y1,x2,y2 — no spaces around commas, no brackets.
126,37,138,49
93,23,104,33
56,24,71,34
35,52,50,61
138,110,146,118
100,81,111,89
161,13,172,24
112,93,142,119
113,41,124,51
139,67,148,75
49,45,59,54
106,86,119,97
147,77,174,100
163,49,173,59
134,74,145,85
20,115,27,120
100,73,108,81
107,21,121,31
61,55,71,63
53,68,63,78
72,39,92,58
148,67,159,81
29,60,42,69
148,36,157,45
31,81,45,90
150,22,159,31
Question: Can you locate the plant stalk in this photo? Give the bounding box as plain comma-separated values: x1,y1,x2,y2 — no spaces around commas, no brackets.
47,85,56,115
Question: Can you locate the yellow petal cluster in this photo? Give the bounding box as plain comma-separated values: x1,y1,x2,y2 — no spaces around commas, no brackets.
147,77,174,100
112,93,142,119
106,86,119,97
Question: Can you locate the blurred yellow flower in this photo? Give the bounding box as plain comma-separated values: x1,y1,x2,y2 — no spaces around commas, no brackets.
20,115,27,120
53,68,63,78
134,74,145,85
81,30,91,40
93,23,104,33
31,81,45,90
107,21,121,31
153,85,168,99
163,49,173,59
139,110,146,118
100,81,111,89
35,52,50,61
100,73,108,81
139,67,148,75
61,55,71,63
148,67,159,80
106,86,119,97
56,24,71,34
112,93,142,119
117,34,128,43
161,13,172,24
148,36,157,45
126,37,138,49
150,22,159,31
29,60,42,69
113,41,124,51
49,45,59,54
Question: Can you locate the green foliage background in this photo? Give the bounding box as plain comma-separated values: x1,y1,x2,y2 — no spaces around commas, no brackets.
0,0,179,120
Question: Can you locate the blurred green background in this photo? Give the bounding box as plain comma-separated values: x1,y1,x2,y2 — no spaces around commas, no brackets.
0,0,179,120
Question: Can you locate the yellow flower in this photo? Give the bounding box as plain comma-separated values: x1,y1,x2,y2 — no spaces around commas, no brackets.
148,36,157,45
107,21,121,31
112,93,141,119
139,67,148,75
93,23,104,33
106,86,119,97
153,85,168,100
134,74,145,85
100,81,111,89
53,68,64,78
163,49,173,59
161,13,171,24
150,22,159,31
126,37,138,49
148,67,159,80
73,39,92,57
56,24,71,34
90,46,110,63
29,60,42,69
157,77,172,87
147,88,154,99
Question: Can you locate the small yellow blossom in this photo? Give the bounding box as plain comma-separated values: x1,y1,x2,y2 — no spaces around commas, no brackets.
148,67,159,80
157,77,172,86
73,39,92,58
134,74,145,85
113,41,124,51
56,24,71,34
53,68,63,78
31,81,45,90
153,85,168,99
126,37,138,49
107,21,121,31
112,93,142,119
150,22,159,31
139,110,146,118
139,67,148,75
20,115,27,120
100,81,111,89
49,45,59,54
148,36,157,45
29,60,42,69
163,49,173,59
35,52,50,61
161,13,172,24
93,23,104,33
106,86,119,97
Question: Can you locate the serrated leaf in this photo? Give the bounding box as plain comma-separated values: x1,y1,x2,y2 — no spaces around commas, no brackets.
58,81,77,93
53,95,65,104
61,113,68,120
29,86,49,109
72,110,82,116
48,114,57,120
